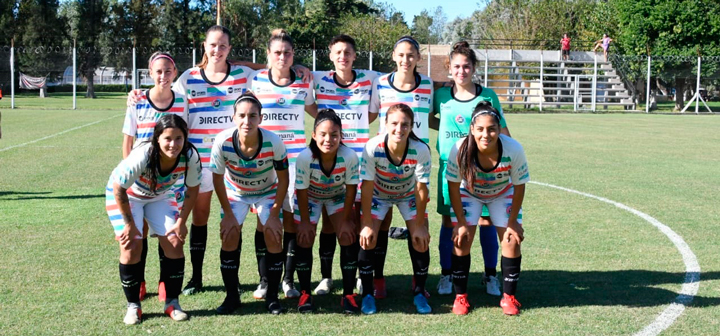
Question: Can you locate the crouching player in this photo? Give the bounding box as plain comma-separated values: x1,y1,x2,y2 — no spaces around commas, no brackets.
106,114,201,324
446,101,529,315
209,92,289,315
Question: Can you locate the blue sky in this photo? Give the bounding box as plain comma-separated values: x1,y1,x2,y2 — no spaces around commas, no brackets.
391,0,486,23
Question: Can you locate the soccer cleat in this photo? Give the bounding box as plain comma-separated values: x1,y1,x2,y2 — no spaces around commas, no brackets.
500,293,522,315
182,278,203,296
341,294,360,314
282,280,300,298
139,282,147,301
361,294,377,315
452,294,470,315
484,275,502,296
164,299,189,321
158,282,166,302
253,282,268,299
356,278,363,295
298,291,314,313
215,297,241,315
373,278,387,299
437,275,453,295
413,293,432,314
314,278,333,295
267,300,286,315
123,303,142,325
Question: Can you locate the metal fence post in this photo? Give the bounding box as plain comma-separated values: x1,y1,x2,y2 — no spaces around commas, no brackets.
539,51,544,112
312,49,316,71
695,56,701,114
73,39,77,110
10,39,15,109
484,51,488,87
252,49,256,64
427,45,431,77
369,51,373,71
574,75,578,112
192,47,196,66
132,46,137,90
645,55,651,113
592,52,597,112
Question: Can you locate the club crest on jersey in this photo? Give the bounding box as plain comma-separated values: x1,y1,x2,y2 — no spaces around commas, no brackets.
455,115,465,124
391,176,399,182
244,171,252,177
212,99,222,108
341,99,348,106
277,98,286,105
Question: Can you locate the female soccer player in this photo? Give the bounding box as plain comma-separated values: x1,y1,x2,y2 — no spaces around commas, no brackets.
209,92,290,315
367,35,433,298
294,109,360,313
106,114,201,324
445,101,529,316
311,34,380,296
250,29,317,300
121,52,188,302
431,41,510,297
358,104,432,315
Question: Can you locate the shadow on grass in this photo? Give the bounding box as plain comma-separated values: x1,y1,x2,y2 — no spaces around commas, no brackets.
0,191,103,200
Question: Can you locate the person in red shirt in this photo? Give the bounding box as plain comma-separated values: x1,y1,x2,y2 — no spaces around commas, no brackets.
561,33,571,61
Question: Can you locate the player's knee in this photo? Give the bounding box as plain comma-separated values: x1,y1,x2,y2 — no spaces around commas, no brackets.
221,231,240,251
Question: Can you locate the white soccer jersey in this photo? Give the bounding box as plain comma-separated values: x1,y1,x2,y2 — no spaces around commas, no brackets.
122,89,188,145
108,142,202,201
313,70,380,158
360,134,432,200
295,145,360,200
251,69,314,164
445,134,530,201
210,127,289,197
369,73,434,143
174,64,253,167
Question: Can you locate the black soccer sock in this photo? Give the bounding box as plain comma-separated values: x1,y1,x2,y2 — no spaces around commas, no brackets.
266,251,284,302
451,254,471,295
189,224,207,282
485,267,497,277
319,232,336,279
408,239,430,294
373,231,388,279
295,246,313,293
358,247,375,297
162,257,185,301
139,238,148,282
282,232,297,283
340,241,359,296
158,241,166,283
501,255,522,296
255,230,268,284
119,262,142,304
220,249,240,301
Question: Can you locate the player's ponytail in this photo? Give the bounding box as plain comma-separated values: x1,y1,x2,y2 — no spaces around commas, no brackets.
386,103,429,149
458,100,501,186
309,108,344,160
197,25,232,69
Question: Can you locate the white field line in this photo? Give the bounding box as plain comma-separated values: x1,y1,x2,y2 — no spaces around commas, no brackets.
0,114,123,153
529,181,700,336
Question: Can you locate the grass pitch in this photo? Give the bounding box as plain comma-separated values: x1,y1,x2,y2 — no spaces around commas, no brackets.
1,94,719,335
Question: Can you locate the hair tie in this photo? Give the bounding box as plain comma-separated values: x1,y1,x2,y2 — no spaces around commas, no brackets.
234,94,262,109
394,37,420,51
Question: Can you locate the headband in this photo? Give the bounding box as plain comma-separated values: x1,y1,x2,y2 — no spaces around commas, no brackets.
471,109,500,125
234,94,262,109
150,54,175,67
394,37,420,51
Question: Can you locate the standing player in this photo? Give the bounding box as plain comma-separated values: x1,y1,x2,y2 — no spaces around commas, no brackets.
446,101,529,315
294,109,360,313
311,34,380,296
430,41,510,297
121,52,188,303
367,35,433,298
106,114,201,324
358,104,432,315
209,92,290,315
251,29,318,300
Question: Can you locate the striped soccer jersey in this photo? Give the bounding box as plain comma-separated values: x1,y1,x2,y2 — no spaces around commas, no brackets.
122,89,188,145
295,145,360,200
107,142,202,200
445,135,530,201
369,72,434,143
251,69,314,164
360,134,432,200
174,63,253,167
313,70,380,158
210,127,289,197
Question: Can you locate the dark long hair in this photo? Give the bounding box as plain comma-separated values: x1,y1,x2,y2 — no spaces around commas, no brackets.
309,108,344,160
393,35,421,77
457,100,502,186
144,114,199,192
385,103,429,149
444,41,478,71
197,25,232,69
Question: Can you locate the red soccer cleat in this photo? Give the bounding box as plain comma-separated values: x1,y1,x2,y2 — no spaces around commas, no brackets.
500,293,522,315
158,281,166,302
374,278,387,299
139,282,147,301
452,294,470,315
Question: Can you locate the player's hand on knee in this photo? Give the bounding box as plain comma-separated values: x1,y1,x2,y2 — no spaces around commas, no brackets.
219,214,240,243
297,220,315,247
453,224,471,248
411,225,430,252
265,215,283,245
359,226,376,250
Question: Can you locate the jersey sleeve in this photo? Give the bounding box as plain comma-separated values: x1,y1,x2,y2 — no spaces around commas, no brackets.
209,134,226,175
359,141,376,181
272,136,289,171
294,151,311,190
184,149,203,187
122,106,136,137
112,145,148,189
172,71,188,95
445,141,462,183
509,140,530,185
368,77,381,113
345,148,361,185
173,88,190,122
414,144,432,185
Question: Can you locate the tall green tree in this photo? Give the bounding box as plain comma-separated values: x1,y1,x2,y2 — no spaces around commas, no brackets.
0,0,19,45
103,0,157,72
63,0,109,98
15,0,69,78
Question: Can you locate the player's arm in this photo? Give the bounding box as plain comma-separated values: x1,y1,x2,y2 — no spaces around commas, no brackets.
122,135,134,159
113,182,139,245
305,102,318,118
